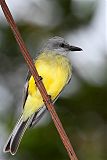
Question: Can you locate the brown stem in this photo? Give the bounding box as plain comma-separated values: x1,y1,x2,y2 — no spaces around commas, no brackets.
0,1,78,160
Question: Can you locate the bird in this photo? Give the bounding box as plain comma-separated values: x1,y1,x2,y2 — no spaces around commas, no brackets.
3,36,82,155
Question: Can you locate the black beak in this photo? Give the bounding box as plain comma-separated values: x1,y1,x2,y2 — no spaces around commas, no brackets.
69,45,82,51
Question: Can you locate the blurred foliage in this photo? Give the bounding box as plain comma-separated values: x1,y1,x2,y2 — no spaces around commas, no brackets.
0,0,106,160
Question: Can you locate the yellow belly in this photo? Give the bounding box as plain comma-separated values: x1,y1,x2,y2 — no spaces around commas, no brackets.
23,52,71,121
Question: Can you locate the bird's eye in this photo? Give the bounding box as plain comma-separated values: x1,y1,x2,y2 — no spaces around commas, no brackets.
60,43,65,48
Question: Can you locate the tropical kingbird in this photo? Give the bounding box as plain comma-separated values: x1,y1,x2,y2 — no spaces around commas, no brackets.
4,36,82,155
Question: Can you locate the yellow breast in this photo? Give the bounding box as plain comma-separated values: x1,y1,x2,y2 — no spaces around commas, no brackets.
23,52,72,121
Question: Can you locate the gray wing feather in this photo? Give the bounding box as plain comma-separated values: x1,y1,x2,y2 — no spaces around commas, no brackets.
29,106,46,127
22,70,31,108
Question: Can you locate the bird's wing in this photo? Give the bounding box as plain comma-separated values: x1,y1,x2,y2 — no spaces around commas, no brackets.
22,70,31,109
22,57,39,109
29,106,47,127
29,73,72,128
22,70,47,127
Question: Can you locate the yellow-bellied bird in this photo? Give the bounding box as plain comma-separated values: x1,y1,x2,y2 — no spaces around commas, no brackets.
4,36,82,155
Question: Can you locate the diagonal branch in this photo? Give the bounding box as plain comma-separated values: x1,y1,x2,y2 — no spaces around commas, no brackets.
0,1,78,160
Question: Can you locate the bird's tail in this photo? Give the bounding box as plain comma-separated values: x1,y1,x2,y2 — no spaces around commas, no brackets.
3,115,33,155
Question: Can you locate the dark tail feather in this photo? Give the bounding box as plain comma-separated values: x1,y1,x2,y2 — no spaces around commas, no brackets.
3,136,12,152
3,115,23,153
3,115,33,155
10,119,29,155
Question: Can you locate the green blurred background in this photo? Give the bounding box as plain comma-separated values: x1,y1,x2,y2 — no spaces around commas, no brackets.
0,0,106,160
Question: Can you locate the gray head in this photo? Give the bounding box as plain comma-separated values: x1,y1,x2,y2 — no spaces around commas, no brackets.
43,36,82,55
